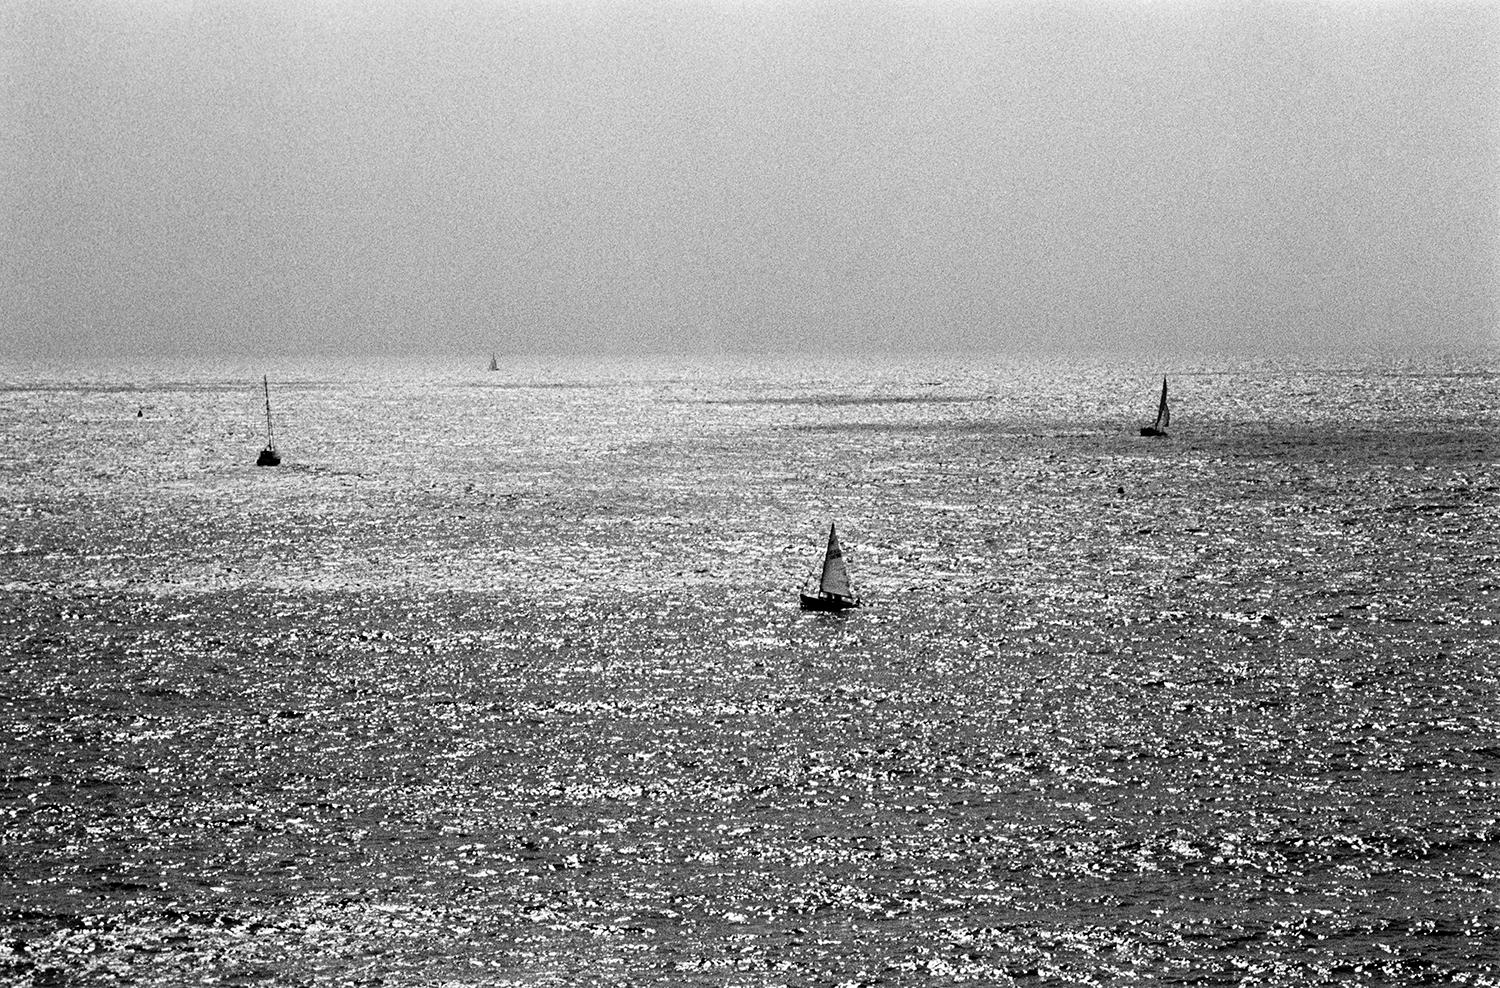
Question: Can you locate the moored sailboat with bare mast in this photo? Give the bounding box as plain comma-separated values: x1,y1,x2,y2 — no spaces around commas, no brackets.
255,375,281,467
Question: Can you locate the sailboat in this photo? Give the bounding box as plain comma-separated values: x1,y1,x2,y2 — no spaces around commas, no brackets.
255,375,281,467
1139,376,1169,437
488,353,499,372
799,522,861,611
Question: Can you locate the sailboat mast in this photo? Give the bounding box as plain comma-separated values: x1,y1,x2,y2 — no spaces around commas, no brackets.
263,375,275,447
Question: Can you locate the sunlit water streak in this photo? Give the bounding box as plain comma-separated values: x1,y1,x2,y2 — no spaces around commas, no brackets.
2,352,1497,986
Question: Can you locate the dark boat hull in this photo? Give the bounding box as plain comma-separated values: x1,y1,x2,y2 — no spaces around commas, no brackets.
256,448,281,467
800,592,859,612
1139,427,1167,438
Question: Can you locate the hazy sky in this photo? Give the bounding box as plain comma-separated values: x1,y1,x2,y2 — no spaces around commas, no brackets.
3,0,1496,358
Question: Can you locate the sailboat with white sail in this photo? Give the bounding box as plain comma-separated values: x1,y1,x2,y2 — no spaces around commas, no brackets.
800,522,861,611
1139,376,1170,437
255,375,281,467
488,353,499,372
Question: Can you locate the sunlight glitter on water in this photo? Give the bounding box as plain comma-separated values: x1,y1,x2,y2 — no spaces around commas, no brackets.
1,353,1497,985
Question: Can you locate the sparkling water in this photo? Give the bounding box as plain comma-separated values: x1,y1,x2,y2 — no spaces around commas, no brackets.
2,352,1496,985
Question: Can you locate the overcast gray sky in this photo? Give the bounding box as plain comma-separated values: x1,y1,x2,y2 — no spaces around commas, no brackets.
3,0,1496,359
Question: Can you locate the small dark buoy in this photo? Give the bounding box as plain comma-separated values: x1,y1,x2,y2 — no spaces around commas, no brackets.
137,407,143,417
1116,486,1125,495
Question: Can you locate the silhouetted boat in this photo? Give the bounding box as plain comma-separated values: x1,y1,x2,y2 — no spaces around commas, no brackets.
488,353,499,372
800,522,860,611
1139,376,1169,437
255,375,281,467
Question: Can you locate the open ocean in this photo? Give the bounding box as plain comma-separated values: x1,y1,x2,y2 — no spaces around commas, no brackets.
1,351,1497,986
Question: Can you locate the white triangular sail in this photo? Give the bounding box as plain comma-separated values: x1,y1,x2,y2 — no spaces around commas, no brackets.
818,523,853,598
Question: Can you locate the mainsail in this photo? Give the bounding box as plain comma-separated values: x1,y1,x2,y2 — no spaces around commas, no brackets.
1154,377,1169,431
819,523,853,598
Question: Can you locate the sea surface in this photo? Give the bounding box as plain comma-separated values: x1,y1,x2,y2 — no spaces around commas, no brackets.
1,351,1497,986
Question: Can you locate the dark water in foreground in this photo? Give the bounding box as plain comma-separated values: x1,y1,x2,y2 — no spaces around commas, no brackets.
2,354,1497,986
